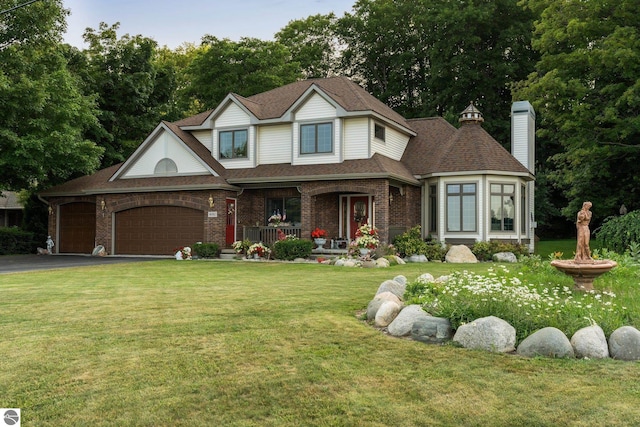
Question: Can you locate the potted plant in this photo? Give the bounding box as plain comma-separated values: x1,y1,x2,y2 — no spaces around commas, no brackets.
353,223,379,257
311,227,328,249
232,239,252,257
247,242,271,259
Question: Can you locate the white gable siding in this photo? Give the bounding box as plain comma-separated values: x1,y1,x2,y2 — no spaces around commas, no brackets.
295,94,337,121
215,102,251,128
343,117,369,160
191,130,213,152
258,124,292,164
122,131,209,177
371,122,410,161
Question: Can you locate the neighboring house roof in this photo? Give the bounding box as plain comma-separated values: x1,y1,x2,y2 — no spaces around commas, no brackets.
0,191,23,209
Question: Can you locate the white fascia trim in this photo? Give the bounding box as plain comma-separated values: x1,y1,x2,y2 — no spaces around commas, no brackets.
420,170,534,181
227,172,420,186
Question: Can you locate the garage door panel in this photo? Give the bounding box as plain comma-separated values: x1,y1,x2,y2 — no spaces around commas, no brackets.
59,202,96,253
115,206,204,255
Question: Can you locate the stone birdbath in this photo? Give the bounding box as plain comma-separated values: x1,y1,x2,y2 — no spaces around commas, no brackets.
550,201,617,291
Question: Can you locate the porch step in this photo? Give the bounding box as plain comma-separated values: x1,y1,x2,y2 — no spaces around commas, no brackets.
220,249,237,260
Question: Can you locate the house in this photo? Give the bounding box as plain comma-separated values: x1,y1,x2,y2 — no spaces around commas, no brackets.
40,77,535,255
0,191,24,228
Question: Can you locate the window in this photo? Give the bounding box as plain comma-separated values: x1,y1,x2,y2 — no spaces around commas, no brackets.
266,197,301,225
521,185,527,233
374,123,386,141
490,183,515,231
428,184,437,233
300,123,332,154
447,183,476,232
219,129,248,159
154,158,178,175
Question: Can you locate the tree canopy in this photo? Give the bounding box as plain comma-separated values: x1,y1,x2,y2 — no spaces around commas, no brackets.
514,0,640,222
0,0,103,191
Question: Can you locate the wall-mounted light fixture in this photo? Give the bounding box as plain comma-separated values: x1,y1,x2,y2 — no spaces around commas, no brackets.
208,194,214,209
101,199,106,211
389,192,394,205
48,205,53,215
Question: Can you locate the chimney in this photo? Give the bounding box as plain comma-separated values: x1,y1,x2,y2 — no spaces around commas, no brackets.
511,101,535,172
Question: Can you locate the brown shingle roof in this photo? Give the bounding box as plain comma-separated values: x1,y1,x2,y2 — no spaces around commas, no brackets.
207,77,414,132
403,117,532,178
0,191,23,209
225,153,418,185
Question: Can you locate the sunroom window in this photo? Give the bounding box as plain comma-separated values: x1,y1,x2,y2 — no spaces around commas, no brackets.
490,183,515,231
447,183,476,232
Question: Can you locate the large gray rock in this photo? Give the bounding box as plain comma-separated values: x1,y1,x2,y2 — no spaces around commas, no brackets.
609,326,640,361
453,316,515,353
411,317,453,344
375,280,406,300
416,273,435,284
406,254,428,263
375,258,390,268
366,292,402,321
492,252,517,263
517,327,575,359
374,300,402,328
445,245,478,263
571,325,609,359
393,275,408,286
387,305,431,337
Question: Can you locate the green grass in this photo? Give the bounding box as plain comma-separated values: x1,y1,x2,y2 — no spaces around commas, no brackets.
1,260,640,426
535,239,605,259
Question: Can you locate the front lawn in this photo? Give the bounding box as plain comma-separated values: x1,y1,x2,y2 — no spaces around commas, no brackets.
1,260,639,426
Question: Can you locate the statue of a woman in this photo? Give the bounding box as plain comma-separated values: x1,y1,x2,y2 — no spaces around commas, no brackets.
574,201,593,262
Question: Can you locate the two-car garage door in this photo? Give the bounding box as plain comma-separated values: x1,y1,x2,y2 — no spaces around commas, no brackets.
115,206,204,255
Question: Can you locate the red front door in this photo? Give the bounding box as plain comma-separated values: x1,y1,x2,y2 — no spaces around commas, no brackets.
349,196,370,239
226,198,236,245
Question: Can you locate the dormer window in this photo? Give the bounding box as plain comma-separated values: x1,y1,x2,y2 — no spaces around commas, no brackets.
300,122,333,154
154,158,178,175
220,129,248,159
374,123,386,141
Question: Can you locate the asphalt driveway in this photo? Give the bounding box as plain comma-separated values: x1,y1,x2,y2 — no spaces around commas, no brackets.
0,254,165,274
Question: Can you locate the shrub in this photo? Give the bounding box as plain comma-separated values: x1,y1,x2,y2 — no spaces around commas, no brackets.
0,227,37,255
597,210,640,254
393,225,447,261
471,240,529,261
192,242,220,258
272,239,313,260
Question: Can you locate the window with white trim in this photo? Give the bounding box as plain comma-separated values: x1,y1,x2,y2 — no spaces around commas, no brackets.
219,129,248,159
374,123,385,141
300,122,333,154
490,183,515,231
447,183,476,232
154,158,178,175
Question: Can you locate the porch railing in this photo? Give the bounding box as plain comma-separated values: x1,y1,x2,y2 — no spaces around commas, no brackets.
243,226,302,246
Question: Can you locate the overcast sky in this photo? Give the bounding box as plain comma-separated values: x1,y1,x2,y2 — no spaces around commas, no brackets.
62,0,355,49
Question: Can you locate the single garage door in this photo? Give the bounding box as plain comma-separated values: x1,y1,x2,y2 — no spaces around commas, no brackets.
59,202,96,253
115,206,204,255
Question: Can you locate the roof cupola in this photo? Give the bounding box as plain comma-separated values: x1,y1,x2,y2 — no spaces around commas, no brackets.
459,101,484,124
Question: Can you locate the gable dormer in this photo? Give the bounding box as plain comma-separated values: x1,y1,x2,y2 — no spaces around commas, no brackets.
111,123,217,180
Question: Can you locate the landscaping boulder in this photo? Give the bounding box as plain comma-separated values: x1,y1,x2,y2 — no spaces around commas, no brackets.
376,258,390,268
393,275,408,286
387,305,431,337
492,252,517,263
517,327,574,358
571,325,609,359
608,326,640,361
406,254,428,263
416,273,435,284
374,300,402,328
445,245,478,263
366,292,402,321
375,280,406,300
362,260,377,268
453,316,515,353
411,317,453,344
